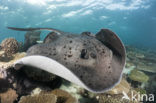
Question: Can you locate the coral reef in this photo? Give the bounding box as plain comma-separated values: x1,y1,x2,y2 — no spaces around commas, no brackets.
60,80,97,103
0,38,19,58
136,62,156,73
98,94,129,103
0,88,18,103
126,45,156,73
19,93,57,103
128,69,149,83
51,89,78,103
0,52,26,70
19,89,78,103
60,80,83,100
134,88,146,94
107,78,130,95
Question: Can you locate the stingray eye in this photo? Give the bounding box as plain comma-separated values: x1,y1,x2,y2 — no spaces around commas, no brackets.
80,49,89,59
90,52,97,59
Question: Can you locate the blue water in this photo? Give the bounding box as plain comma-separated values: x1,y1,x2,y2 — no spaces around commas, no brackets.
0,0,156,50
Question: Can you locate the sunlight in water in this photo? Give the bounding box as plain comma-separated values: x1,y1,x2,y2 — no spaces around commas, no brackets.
26,0,47,6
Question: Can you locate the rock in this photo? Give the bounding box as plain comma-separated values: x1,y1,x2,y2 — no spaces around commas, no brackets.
0,88,18,103
128,69,149,83
0,38,19,57
107,78,130,95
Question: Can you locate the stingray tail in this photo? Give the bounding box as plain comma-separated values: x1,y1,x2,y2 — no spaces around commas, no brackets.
7,27,63,35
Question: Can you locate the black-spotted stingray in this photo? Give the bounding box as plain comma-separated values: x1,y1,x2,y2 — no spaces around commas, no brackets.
7,27,126,93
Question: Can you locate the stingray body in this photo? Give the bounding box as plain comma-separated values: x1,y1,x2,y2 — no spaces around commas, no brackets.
7,27,126,93
23,31,41,51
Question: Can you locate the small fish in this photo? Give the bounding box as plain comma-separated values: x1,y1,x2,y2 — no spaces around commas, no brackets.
8,27,126,93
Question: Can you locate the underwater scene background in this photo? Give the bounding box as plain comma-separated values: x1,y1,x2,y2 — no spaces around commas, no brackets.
0,0,156,103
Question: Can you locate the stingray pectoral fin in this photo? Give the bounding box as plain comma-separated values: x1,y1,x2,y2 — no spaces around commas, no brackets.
14,55,103,93
7,27,63,35
96,29,126,62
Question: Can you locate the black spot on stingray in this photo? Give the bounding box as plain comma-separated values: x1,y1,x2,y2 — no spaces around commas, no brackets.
68,54,72,57
69,47,72,50
64,58,67,60
102,50,105,54
69,40,72,43
88,83,92,86
80,75,83,79
80,49,89,59
90,52,97,59
63,45,66,48
108,66,111,69
83,43,86,46
53,53,56,56
108,71,112,74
